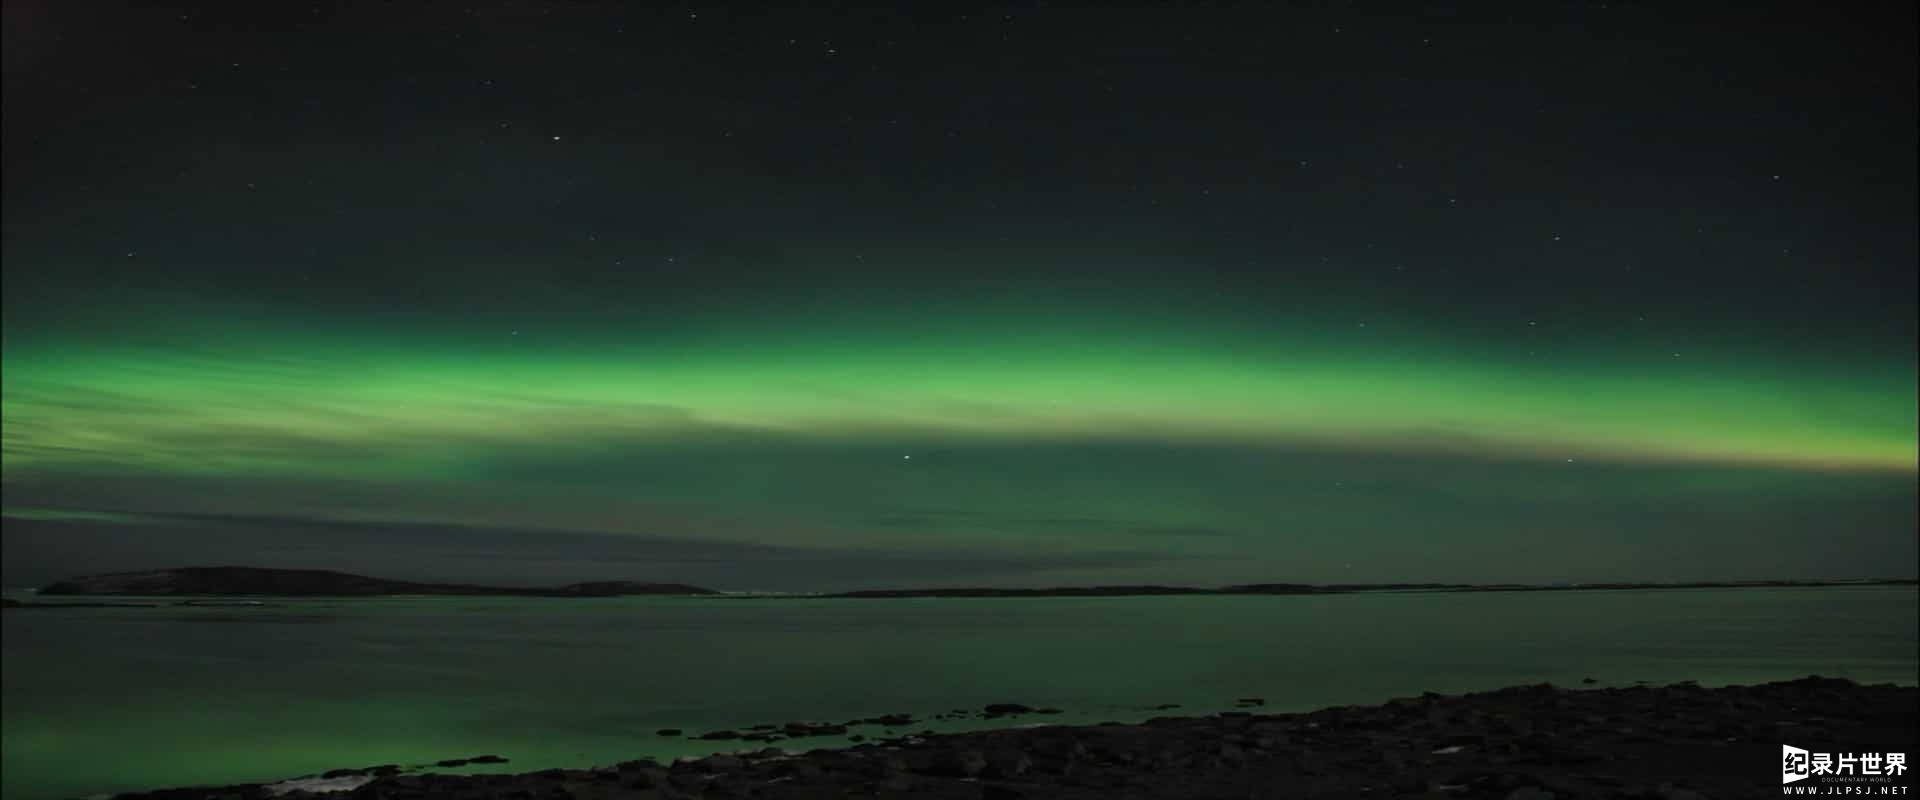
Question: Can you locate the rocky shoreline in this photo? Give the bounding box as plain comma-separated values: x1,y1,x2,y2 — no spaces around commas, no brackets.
109,676,1916,800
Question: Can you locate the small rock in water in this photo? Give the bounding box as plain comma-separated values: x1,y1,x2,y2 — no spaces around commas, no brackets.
655,728,682,736
781,721,848,737
264,774,379,795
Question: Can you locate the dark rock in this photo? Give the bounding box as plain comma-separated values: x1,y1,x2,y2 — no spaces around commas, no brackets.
922,747,988,777
983,703,1035,715
701,754,744,771
1387,768,1430,793
771,760,824,781
695,729,741,740
877,768,914,791
1029,736,1087,760
781,721,848,737
467,755,508,765
983,748,1033,778
1235,697,1266,706
655,728,682,736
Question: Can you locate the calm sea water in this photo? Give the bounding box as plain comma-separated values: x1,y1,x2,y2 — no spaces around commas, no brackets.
3,587,1915,799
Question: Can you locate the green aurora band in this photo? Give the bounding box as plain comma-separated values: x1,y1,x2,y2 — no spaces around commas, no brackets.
4,314,1912,480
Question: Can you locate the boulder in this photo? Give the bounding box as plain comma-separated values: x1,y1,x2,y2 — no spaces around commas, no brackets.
922,747,988,777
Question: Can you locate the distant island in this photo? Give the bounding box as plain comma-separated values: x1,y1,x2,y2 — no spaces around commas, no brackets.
7,567,1911,605
29,566,719,598
812,578,1918,598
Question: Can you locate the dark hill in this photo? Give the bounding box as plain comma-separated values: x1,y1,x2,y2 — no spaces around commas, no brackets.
37,567,717,597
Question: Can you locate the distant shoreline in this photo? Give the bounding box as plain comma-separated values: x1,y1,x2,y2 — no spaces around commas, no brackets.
6,566,1913,605
22,566,719,600
797,578,1918,599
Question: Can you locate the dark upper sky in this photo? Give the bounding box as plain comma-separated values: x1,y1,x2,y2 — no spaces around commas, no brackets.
2,1,1914,590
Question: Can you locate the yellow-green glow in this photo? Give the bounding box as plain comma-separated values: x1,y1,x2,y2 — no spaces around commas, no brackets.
3,320,1912,478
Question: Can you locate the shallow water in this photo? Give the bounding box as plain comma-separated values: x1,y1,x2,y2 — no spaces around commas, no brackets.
3,586,1915,799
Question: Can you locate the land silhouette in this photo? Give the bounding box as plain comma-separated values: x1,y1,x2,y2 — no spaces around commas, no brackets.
10,566,1911,605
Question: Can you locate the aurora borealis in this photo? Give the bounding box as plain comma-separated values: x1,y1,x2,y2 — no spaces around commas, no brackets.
3,2,1915,589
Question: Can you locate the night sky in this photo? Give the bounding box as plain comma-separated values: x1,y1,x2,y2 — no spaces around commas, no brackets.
2,1,1914,590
